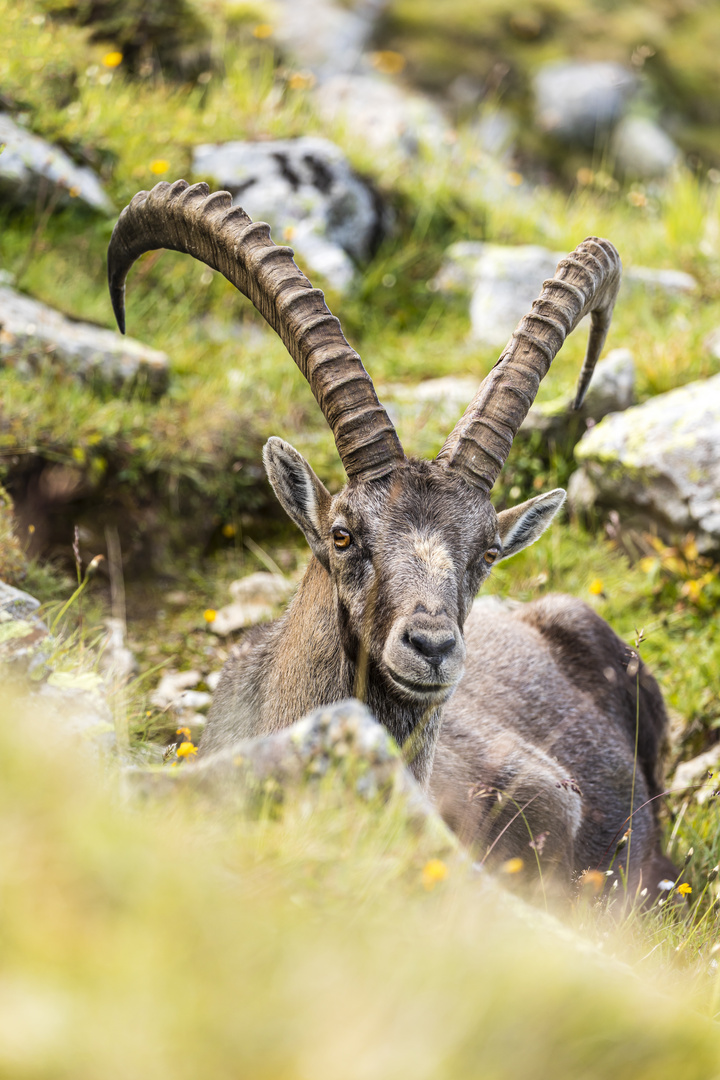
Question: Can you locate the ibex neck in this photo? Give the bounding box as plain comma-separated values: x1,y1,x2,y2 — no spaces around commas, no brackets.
269,557,442,786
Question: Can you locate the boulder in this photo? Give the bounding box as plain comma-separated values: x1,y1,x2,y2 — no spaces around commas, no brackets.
0,578,116,752
151,669,202,709
533,62,637,147
124,697,455,845
703,326,720,361
0,112,112,214
611,115,681,179
0,483,26,584
0,285,170,394
206,572,295,636
313,73,448,158
433,242,698,348
382,351,635,451
521,348,637,437
381,375,479,431
192,136,387,290
570,373,720,552
0,580,48,673
271,0,388,79
467,244,559,348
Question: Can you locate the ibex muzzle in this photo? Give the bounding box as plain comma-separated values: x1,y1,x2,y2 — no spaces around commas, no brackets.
108,180,676,895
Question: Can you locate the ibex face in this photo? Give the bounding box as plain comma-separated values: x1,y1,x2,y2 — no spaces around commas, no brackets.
264,438,566,708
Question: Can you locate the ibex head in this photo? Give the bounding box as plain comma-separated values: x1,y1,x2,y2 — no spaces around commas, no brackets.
108,181,620,708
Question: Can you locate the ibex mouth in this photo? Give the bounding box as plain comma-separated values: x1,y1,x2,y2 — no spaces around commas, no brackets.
386,669,455,701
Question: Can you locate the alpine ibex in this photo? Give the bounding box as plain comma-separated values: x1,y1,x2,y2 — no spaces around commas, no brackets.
109,180,675,892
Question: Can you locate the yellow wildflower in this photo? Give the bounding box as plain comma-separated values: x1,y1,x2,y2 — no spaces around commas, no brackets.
681,579,703,603
370,50,406,75
222,523,236,539
69,186,81,198
204,609,217,623
576,167,594,186
103,51,123,68
252,23,273,38
628,190,647,208
579,869,605,894
422,859,448,890
505,171,523,187
681,536,699,562
28,524,35,534
176,741,198,758
501,857,524,875
639,556,657,574
288,71,316,91
150,159,170,175
176,726,191,739
589,579,604,596
677,882,692,896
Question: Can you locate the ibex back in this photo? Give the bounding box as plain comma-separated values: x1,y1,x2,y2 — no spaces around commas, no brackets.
109,180,676,893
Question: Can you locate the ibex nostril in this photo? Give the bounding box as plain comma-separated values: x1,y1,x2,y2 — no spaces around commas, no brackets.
409,631,456,663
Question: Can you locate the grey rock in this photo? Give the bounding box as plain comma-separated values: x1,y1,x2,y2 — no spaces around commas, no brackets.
228,571,295,606
381,375,478,431
572,373,720,551
0,579,41,620
151,670,202,710
611,115,681,179
467,244,559,348
0,582,116,754
704,327,720,361
433,242,698,348
124,698,456,845
469,108,516,161
99,617,138,685
313,73,448,159
271,0,388,79
623,266,697,297
533,62,637,147
171,689,212,713
672,746,720,802
192,136,387,290
208,572,295,636
0,285,169,393
575,347,637,417
39,673,115,751
0,112,113,214
566,466,600,514
382,351,635,451
206,671,222,692
0,580,48,672
522,348,636,435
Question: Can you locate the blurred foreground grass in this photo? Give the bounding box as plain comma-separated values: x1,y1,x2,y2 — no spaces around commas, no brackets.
4,692,720,1080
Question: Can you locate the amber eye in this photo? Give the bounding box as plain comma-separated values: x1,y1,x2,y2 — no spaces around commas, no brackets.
484,547,500,565
332,528,353,550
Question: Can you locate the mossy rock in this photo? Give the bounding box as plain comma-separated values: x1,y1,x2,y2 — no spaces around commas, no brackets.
0,483,27,585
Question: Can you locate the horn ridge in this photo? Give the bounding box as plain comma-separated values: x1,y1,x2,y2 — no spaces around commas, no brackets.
108,181,404,481
436,237,621,490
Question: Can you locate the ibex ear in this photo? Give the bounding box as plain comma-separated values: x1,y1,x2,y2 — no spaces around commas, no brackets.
496,488,566,561
263,438,332,569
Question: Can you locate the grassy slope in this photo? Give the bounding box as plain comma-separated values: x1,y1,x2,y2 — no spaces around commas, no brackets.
4,692,720,1079
3,0,720,1064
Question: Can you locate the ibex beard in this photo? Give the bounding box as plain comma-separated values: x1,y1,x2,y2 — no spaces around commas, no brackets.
108,178,678,899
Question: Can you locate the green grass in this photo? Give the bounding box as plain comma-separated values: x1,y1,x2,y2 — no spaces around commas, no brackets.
4,690,720,1079
4,0,720,1062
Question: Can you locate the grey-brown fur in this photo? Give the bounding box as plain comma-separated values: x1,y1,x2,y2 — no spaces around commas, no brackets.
203,450,674,893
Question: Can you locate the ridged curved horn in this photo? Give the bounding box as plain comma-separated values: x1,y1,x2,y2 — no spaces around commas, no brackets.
108,180,405,481
436,237,621,492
